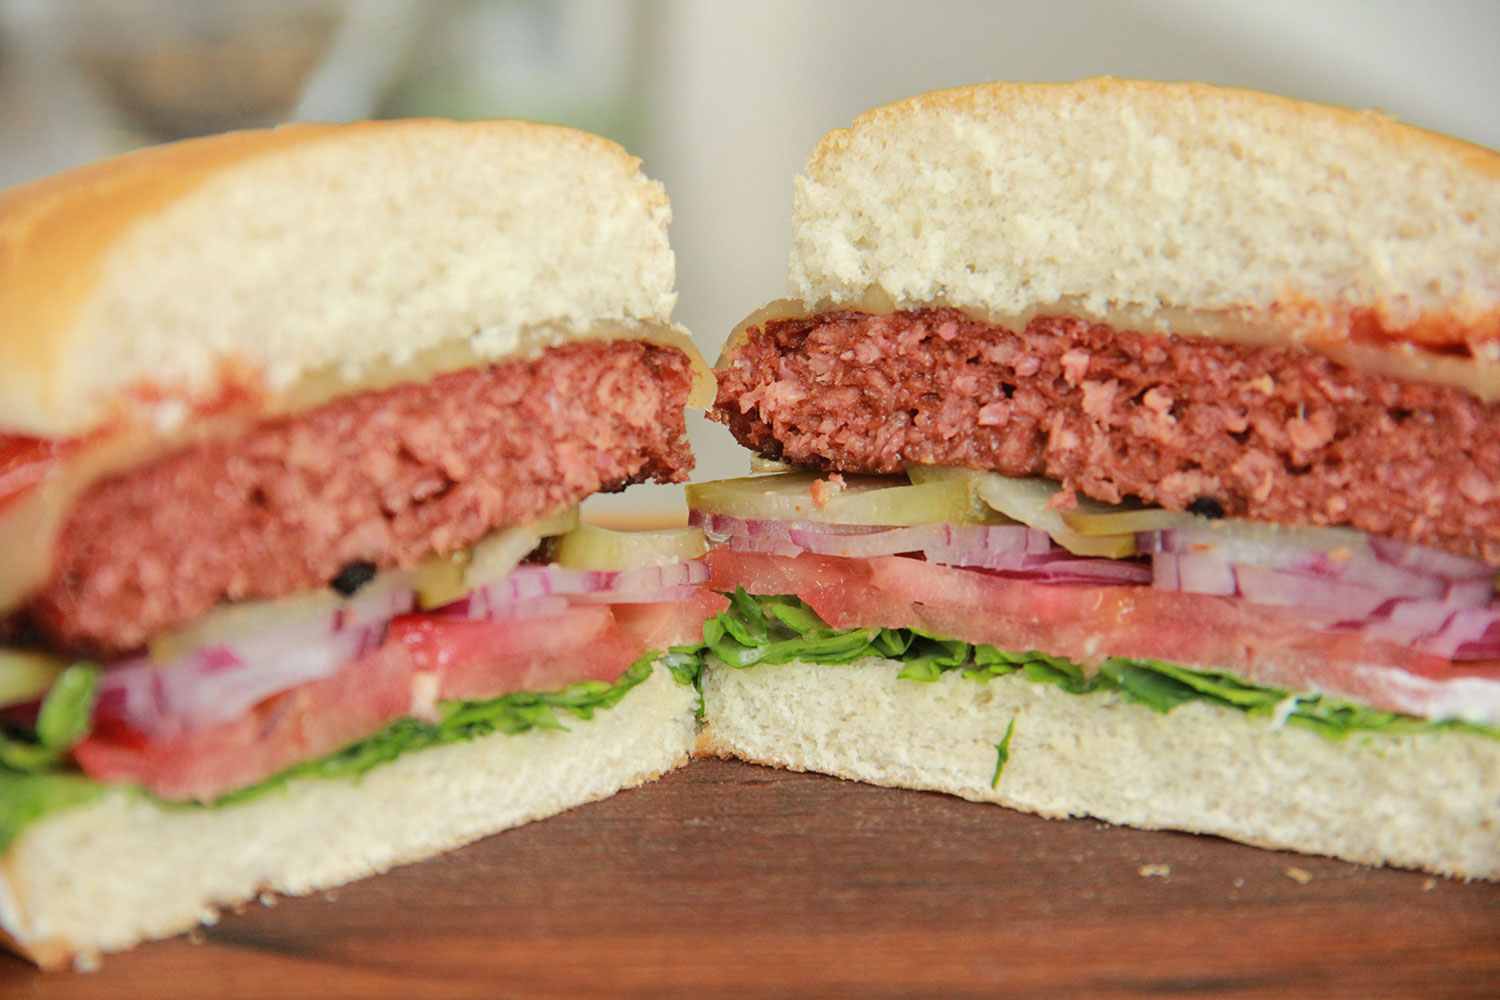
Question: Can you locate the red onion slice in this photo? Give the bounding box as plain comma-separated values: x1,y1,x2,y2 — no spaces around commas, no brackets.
98,623,385,738
91,556,712,737
1232,564,1393,620
1368,534,1495,581
453,560,709,618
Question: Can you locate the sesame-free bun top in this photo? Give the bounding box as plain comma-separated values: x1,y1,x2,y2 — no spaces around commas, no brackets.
0,119,692,438
786,78,1500,354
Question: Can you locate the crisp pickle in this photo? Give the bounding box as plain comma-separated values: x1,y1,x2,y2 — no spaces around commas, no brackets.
0,648,66,709
453,506,583,600
905,465,1138,558
551,523,708,571
685,472,995,526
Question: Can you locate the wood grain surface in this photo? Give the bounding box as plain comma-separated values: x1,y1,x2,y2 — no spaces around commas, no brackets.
2,757,1496,999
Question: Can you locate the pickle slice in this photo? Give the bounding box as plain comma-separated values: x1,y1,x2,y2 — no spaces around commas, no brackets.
0,648,66,709
905,465,1138,558
1052,484,1370,555
422,506,585,606
552,523,708,571
909,465,1376,559
685,472,995,526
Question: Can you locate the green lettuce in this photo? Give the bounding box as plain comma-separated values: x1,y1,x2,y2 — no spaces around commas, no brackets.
705,590,1500,743
0,651,692,849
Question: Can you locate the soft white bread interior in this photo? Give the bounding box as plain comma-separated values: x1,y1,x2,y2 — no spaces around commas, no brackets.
0,119,689,437
787,79,1500,346
700,658,1500,880
0,665,697,971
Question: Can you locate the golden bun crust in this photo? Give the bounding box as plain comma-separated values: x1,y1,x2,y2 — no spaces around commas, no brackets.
0,119,685,437
788,77,1500,357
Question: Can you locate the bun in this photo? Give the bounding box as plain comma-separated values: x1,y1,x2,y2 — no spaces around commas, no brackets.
699,658,1500,880
0,119,690,437
787,79,1500,351
0,665,697,970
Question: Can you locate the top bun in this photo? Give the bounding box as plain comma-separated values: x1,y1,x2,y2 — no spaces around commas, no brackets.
788,79,1500,350
0,120,680,438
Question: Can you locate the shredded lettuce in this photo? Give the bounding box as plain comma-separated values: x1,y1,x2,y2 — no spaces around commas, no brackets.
991,717,1017,788
0,653,686,849
706,590,1500,743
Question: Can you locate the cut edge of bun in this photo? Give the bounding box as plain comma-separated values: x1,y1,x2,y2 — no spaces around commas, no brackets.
700,657,1500,880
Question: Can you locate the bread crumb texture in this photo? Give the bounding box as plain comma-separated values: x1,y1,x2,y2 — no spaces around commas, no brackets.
790,79,1500,335
0,119,678,435
701,657,1500,879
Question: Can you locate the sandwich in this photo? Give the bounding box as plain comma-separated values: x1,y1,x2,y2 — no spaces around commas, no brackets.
692,79,1500,878
0,119,723,968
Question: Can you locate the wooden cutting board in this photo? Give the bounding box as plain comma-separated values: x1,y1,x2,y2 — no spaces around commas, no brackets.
3,757,1496,999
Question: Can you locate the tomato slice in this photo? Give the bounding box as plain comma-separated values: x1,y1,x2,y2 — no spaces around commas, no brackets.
705,548,1486,719
0,434,79,512
388,604,645,702
610,589,730,650
75,641,415,802
71,597,707,802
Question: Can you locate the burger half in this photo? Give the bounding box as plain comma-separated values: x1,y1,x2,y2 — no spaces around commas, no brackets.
693,79,1500,879
0,119,720,966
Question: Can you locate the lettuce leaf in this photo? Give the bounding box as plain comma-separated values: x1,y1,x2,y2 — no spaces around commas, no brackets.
707,590,1500,743
0,664,98,772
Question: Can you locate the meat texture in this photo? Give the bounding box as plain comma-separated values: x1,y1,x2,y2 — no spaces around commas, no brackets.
714,309,1500,562
30,340,694,654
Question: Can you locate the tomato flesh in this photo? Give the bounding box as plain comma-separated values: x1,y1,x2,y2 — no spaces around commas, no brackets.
0,434,79,513
72,596,723,802
706,548,1489,718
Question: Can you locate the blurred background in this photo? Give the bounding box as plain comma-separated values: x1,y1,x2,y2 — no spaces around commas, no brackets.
2,0,1497,515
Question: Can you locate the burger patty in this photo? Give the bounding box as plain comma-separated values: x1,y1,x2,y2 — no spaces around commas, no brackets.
26,340,694,655
714,309,1500,563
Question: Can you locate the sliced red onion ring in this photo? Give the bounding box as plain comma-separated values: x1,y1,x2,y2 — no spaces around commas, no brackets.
1367,534,1495,581
92,556,712,737
97,622,388,738
695,507,1500,659
1414,607,1500,658
1231,564,1393,620
441,561,709,619
1153,530,1451,599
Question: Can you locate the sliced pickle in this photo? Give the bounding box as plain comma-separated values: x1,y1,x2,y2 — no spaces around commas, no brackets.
529,506,583,538
149,589,345,662
412,551,473,610
905,466,1138,558
748,456,800,474
552,523,709,571
0,648,67,709
1053,485,1371,554
910,465,1376,559
440,506,584,603
686,472,997,526
1078,508,1372,556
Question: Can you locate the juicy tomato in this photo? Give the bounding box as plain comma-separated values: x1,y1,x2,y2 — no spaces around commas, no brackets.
0,434,79,512
72,598,693,802
705,548,1481,718
389,604,645,702
74,641,415,802
610,589,730,649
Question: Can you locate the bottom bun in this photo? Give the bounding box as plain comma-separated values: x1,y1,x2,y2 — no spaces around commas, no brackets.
2,664,698,970
699,657,1500,879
